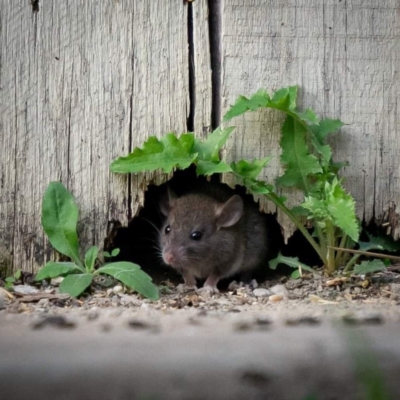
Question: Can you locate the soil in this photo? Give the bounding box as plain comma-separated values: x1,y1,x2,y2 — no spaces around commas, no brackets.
1,269,400,400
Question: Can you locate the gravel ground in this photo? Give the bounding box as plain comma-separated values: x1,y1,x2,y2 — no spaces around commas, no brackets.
1,272,400,399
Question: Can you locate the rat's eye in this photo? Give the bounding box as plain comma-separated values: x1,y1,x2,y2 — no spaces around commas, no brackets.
190,231,202,240
165,225,171,234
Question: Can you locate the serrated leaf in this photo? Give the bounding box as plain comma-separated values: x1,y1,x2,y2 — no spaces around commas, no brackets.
309,119,344,143
41,182,82,267
297,109,319,125
269,253,315,273
277,116,322,191
193,127,235,162
223,89,270,121
269,86,298,111
359,234,400,253
196,160,233,176
35,262,83,281
311,141,332,165
230,157,272,180
84,246,99,273
246,180,274,195
110,133,197,174
353,260,386,275
290,206,310,217
111,248,120,257
302,196,330,221
59,273,93,297
326,179,359,242
330,161,349,174
97,262,159,300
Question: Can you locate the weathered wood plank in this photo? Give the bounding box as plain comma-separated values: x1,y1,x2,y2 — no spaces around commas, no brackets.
192,1,213,136
221,0,400,239
0,1,190,272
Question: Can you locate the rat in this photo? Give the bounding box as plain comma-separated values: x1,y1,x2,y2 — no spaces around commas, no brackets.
158,183,269,292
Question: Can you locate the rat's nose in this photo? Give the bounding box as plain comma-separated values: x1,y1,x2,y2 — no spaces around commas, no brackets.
163,251,176,266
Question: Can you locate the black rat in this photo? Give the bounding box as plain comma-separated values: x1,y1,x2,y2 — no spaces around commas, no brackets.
158,183,269,291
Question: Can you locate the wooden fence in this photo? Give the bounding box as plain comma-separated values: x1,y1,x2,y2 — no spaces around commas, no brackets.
1,0,399,272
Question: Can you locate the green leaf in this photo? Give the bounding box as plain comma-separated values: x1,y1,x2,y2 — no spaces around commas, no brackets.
291,270,301,279
277,116,322,191
269,86,298,111
330,160,349,174
196,160,233,176
36,261,83,281
14,270,22,280
84,246,99,273
41,182,82,266
193,127,235,162
246,180,274,195
223,89,270,121
230,157,272,180
296,109,319,125
269,253,316,273
353,260,386,275
59,273,93,297
359,234,400,253
326,179,359,242
111,248,120,257
290,206,310,217
97,262,159,300
309,119,344,143
5,277,15,283
103,251,111,258
110,133,197,174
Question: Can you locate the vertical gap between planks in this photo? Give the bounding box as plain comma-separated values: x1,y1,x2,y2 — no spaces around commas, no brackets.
208,0,222,129
187,2,195,132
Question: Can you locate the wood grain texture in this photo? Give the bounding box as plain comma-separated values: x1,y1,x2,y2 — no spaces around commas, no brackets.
192,0,213,137
0,1,190,272
221,0,400,239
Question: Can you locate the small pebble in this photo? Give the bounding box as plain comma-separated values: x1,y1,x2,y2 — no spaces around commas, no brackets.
87,310,99,321
253,288,271,298
255,317,272,327
234,321,252,332
270,284,288,297
342,312,384,326
285,316,321,326
269,294,283,302
13,285,39,295
32,315,76,330
128,319,153,330
37,298,49,307
250,279,258,289
390,283,400,294
113,285,124,294
50,277,64,285
228,280,239,291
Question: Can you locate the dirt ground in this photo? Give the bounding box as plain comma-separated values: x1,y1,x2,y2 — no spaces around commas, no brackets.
1,272,400,399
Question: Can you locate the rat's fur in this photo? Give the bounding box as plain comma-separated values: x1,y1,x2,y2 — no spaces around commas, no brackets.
159,183,268,290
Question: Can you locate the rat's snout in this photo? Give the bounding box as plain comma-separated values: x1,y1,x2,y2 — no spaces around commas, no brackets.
162,245,185,267
163,250,176,266
163,247,183,266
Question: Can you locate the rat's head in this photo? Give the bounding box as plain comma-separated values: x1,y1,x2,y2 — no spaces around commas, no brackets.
158,187,243,273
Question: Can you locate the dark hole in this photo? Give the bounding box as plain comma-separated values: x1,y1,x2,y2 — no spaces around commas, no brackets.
105,166,284,288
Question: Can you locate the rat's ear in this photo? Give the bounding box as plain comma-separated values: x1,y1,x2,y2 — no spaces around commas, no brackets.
159,186,178,216
216,195,243,228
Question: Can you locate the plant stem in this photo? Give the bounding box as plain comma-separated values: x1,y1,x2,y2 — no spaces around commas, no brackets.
343,254,360,273
315,223,327,261
325,221,336,274
265,192,328,266
335,234,348,269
